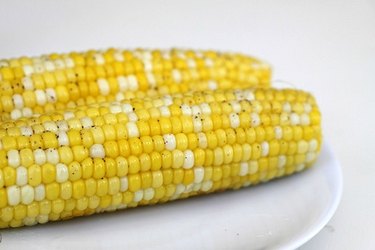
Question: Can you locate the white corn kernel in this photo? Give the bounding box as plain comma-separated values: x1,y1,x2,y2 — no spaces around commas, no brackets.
10,109,22,120
127,112,138,122
163,134,176,150
309,139,318,152
44,61,55,71
191,105,202,116
194,167,204,183
45,88,56,103
297,140,309,154
159,106,171,117
183,150,194,169
56,120,69,131
296,164,306,172
300,114,310,126
94,54,105,65
46,148,59,164
193,116,203,132
122,103,133,113
56,163,69,183
290,113,300,125
146,72,156,87
12,94,24,109
90,144,105,158
239,162,249,176
143,188,155,201
97,78,110,96
23,217,37,226
304,103,312,113
201,181,213,192
22,77,34,90
43,121,58,132
283,102,292,113
57,131,69,146
230,101,242,113
20,126,33,136
306,152,316,163
193,183,202,191
22,107,33,118
172,69,182,83
175,184,185,195
63,111,74,120
278,156,287,168
197,132,208,148
21,185,34,205
207,80,217,90
126,122,139,138
133,190,143,202
109,105,122,114
80,117,94,128
244,90,255,101
35,90,47,106
37,214,49,224
54,59,65,69
16,166,28,186
120,177,128,192
274,126,283,139
34,184,45,201
249,161,259,174
261,142,269,157
181,104,192,116
250,113,261,127
200,103,211,115
229,113,240,128
117,76,128,91
163,95,173,106
23,65,34,76
34,149,46,165
8,150,20,167
114,51,124,61
127,75,138,90
7,186,21,206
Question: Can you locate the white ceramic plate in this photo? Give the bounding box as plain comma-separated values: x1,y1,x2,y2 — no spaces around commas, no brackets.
0,142,342,250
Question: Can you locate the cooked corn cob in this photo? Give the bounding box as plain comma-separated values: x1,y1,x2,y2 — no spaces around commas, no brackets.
0,48,271,121
0,87,321,228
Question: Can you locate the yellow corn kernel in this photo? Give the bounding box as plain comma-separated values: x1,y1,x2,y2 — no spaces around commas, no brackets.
4,167,16,186
68,161,82,181
93,158,106,179
96,178,108,196
42,132,58,148
19,148,34,167
152,171,163,188
116,156,128,177
60,181,73,200
72,180,85,199
128,174,141,192
0,189,7,208
42,163,56,184
46,183,60,200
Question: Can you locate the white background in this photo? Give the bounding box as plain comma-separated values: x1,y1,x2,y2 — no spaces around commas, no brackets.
0,0,374,249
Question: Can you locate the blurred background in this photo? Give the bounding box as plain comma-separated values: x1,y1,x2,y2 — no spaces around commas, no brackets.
0,0,374,248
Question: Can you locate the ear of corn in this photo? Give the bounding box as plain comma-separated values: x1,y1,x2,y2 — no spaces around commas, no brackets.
0,49,271,121
0,87,321,228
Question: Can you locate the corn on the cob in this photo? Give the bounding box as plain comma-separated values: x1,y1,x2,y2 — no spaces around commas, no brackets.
0,49,271,121
0,87,321,228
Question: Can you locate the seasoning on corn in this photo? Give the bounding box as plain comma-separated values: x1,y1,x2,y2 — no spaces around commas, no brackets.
0,49,271,121
0,87,321,228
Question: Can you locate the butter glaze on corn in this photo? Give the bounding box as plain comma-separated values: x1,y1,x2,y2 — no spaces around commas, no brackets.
0,49,271,121
0,87,321,228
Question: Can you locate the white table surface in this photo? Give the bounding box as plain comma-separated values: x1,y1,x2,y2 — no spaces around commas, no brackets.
0,1,374,249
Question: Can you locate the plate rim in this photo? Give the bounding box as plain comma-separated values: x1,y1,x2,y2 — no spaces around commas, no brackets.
281,142,343,250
